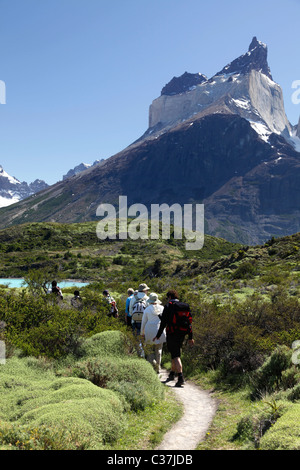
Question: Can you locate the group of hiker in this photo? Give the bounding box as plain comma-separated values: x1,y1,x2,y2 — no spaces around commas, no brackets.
49,279,194,388
48,281,82,308
123,283,194,388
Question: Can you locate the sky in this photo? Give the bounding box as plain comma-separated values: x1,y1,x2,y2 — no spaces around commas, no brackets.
0,0,299,185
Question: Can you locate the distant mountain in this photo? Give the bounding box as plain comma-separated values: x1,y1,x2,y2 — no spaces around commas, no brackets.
0,166,49,208
63,159,105,180
0,37,299,245
0,160,106,209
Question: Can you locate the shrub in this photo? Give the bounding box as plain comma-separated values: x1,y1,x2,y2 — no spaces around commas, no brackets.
0,338,147,449
286,383,300,402
64,331,165,411
79,330,133,358
69,355,164,411
281,366,300,391
231,261,257,280
250,346,292,399
235,399,286,449
19,395,124,447
259,403,300,450
0,420,90,450
0,290,128,359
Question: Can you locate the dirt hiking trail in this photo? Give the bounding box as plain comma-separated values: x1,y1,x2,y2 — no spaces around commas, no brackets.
155,369,218,451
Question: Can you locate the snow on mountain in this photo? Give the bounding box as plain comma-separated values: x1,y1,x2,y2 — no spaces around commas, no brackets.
287,129,300,152
147,37,297,152
63,159,105,180
249,121,272,143
0,166,49,208
0,159,107,209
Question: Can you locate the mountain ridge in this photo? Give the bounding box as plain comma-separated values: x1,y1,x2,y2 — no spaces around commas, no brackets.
0,166,49,209
0,37,299,245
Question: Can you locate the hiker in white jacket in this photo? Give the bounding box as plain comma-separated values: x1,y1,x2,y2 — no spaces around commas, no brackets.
141,292,166,372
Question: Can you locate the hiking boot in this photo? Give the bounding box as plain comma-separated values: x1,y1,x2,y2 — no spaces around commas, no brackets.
175,375,185,387
164,371,175,382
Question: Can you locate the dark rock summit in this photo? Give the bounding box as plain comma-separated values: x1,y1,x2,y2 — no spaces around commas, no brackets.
161,72,207,96
216,36,272,80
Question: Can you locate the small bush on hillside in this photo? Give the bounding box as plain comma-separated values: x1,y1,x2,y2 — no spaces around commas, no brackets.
79,330,133,358
0,290,128,359
68,355,164,411
0,420,91,450
250,346,292,399
234,399,286,449
0,329,165,449
231,261,258,280
259,403,300,450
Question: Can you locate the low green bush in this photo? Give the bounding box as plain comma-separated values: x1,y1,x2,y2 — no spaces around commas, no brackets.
0,355,126,449
67,332,164,411
231,261,258,280
0,420,91,450
79,330,133,358
0,330,166,449
0,289,128,359
250,346,292,399
259,403,300,450
234,399,286,449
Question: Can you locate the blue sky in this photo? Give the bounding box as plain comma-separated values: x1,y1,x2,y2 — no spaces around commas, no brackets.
0,0,299,184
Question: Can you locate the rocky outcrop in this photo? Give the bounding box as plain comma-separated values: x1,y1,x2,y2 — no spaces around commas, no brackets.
148,37,291,137
161,72,207,96
216,36,272,80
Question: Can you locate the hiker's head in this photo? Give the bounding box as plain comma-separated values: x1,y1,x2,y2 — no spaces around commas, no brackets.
127,288,134,296
138,283,150,293
166,290,179,300
74,290,80,296
148,293,162,305
103,290,109,297
52,281,57,287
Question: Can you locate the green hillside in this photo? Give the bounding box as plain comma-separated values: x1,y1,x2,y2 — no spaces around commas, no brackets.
0,222,300,450
0,221,240,282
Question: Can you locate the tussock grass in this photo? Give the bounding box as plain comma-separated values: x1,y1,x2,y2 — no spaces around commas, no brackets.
0,331,175,450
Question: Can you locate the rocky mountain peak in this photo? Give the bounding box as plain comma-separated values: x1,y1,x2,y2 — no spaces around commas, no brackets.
148,37,289,137
216,36,272,80
161,72,207,96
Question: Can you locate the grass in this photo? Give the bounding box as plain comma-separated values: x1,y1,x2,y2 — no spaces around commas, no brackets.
194,376,255,450
107,388,184,450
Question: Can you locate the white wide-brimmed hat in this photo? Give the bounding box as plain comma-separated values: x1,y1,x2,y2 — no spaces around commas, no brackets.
148,293,162,304
138,283,150,292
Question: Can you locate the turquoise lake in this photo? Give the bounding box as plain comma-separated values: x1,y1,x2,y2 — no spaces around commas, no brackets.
0,279,89,289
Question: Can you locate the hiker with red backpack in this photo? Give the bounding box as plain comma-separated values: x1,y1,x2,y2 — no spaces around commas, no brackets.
153,289,194,387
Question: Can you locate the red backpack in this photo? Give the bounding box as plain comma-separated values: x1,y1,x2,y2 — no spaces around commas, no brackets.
167,300,192,335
